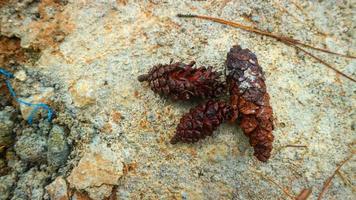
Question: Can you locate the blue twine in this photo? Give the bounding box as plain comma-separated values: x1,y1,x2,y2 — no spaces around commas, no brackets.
1,68,54,124
0,68,14,79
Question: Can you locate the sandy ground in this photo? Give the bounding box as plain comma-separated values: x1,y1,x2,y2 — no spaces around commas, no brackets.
0,0,355,199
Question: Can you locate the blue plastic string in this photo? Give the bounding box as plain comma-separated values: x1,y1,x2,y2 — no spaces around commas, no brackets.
1,68,54,124
0,68,14,78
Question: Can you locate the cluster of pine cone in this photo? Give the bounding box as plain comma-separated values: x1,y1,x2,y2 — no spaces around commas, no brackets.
138,45,274,162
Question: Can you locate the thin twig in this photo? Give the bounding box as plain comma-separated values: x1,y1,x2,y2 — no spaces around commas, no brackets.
177,14,356,83
293,45,356,82
336,170,354,191
253,170,295,200
273,1,304,24
177,14,355,59
295,42,353,58
295,188,312,200
290,0,328,37
285,144,308,148
277,144,308,153
317,155,353,200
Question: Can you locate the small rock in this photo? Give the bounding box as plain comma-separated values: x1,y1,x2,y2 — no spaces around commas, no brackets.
267,25,274,33
111,111,122,124
19,87,54,122
5,154,27,174
46,176,69,200
0,158,9,176
38,121,52,136
251,15,260,23
146,112,156,122
0,158,5,169
87,185,113,200
0,106,16,152
54,34,65,43
12,168,50,200
0,173,16,200
69,79,98,107
71,192,91,200
67,143,123,198
47,125,70,167
14,70,27,81
15,134,47,163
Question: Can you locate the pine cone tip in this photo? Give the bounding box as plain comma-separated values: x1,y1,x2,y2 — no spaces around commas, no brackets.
170,135,179,144
138,74,149,82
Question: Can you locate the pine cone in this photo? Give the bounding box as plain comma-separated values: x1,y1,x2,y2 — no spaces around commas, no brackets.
226,45,274,162
170,100,234,144
138,61,226,100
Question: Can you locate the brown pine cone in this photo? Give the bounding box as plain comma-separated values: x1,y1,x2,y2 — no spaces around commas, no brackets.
170,100,234,144
138,61,226,100
226,45,274,162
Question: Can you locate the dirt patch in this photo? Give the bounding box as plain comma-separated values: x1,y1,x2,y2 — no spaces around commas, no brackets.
0,0,10,8
0,36,26,67
27,0,74,50
0,36,41,68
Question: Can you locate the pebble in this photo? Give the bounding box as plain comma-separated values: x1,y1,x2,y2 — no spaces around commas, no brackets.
69,79,98,108
15,134,47,163
14,70,27,81
46,176,69,200
0,106,16,152
0,158,5,169
19,87,54,122
12,168,50,200
147,112,156,122
47,125,70,167
38,121,52,136
251,15,260,23
67,142,124,199
0,173,16,200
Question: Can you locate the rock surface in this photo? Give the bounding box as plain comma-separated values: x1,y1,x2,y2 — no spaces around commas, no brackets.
0,106,15,152
46,176,69,200
47,125,69,167
19,87,54,122
67,141,123,200
0,173,16,200
12,168,50,200
15,133,47,163
1,0,355,199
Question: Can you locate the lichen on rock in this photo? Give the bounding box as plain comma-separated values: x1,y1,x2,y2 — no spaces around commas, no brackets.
47,125,69,167
14,133,47,163
0,106,16,152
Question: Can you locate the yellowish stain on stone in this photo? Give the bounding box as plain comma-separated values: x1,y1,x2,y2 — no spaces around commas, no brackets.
67,144,123,190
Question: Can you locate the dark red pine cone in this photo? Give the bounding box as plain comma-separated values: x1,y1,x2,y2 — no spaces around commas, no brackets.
226,45,274,162
138,61,226,100
170,100,235,144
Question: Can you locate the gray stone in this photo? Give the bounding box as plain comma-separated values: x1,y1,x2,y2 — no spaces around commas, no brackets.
251,15,260,22
0,106,16,151
0,158,5,169
45,176,69,200
12,168,50,200
47,125,69,167
15,134,47,163
0,173,16,200
5,148,28,174
38,121,52,136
